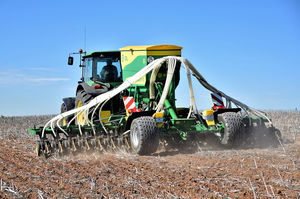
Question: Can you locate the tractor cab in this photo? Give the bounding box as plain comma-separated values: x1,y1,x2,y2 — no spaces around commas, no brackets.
82,51,122,86
66,50,124,119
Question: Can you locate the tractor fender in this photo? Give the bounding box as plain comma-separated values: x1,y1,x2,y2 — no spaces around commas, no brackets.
62,97,76,110
77,82,109,96
76,84,84,95
125,110,156,130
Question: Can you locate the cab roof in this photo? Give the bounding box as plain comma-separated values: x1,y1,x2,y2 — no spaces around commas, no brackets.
83,51,120,58
83,45,182,58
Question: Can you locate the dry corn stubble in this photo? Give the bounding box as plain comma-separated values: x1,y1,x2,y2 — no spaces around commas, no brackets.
0,111,299,198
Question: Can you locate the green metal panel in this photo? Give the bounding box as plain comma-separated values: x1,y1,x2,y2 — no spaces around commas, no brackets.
122,55,147,85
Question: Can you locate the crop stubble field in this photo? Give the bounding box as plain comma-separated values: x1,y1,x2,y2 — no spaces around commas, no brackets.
0,111,299,198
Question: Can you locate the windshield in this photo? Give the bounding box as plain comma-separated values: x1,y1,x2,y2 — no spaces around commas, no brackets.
95,57,121,82
83,57,122,83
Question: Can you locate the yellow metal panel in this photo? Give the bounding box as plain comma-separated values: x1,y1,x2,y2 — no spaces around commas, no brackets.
153,112,164,128
124,76,146,85
147,45,182,50
153,112,163,118
206,120,215,126
120,45,151,51
121,50,146,69
120,45,182,86
120,45,182,51
100,110,111,123
121,48,147,85
202,110,214,116
147,50,181,56
202,110,215,126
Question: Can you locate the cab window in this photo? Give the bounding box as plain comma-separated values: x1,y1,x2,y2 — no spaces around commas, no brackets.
83,58,93,82
94,57,121,82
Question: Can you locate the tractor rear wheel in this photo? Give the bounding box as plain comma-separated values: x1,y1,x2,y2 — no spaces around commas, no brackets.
75,90,93,125
218,112,243,147
130,116,159,155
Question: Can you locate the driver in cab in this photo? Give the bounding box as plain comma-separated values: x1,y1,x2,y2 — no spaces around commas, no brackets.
100,60,118,82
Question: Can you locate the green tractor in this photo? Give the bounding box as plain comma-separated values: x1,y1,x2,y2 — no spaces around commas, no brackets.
28,45,281,157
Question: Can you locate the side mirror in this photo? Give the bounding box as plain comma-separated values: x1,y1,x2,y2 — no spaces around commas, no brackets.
68,56,74,65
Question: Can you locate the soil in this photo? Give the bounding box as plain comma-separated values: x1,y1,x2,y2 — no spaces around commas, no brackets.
0,113,299,198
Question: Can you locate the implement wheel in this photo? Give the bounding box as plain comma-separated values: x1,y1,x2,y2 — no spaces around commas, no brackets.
218,112,243,147
130,116,159,155
35,141,42,156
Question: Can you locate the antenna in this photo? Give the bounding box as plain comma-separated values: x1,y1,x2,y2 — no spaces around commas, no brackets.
84,26,86,54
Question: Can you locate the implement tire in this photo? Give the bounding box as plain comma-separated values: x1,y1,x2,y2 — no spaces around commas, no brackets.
218,112,243,147
75,90,93,125
130,116,159,155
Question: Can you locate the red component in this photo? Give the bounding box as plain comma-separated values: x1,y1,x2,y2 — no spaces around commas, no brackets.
213,106,226,110
94,84,101,89
128,108,141,113
128,108,136,113
79,49,83,53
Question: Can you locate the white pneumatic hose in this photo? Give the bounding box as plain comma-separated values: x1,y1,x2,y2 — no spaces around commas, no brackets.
43,56,271,137
155,58,177,112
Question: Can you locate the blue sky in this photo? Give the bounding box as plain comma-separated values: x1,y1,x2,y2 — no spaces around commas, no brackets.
0,0,299,116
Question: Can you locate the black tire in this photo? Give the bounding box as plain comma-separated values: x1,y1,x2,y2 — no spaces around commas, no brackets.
264,127,282,147
130,116,159,155
271,128,282,143
75,90,93,125
75,90,93,106
60,97,75,126
61,103,67,113
218,112,243,147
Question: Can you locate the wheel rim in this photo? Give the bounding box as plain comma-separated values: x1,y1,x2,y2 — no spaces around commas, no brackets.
35,143,40,156
61,104,67,126
131,125,139,148
76,100,85,125
62,118,67,126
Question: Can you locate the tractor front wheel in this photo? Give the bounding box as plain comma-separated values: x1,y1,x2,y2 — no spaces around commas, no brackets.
75,90,93,125
60,103,68,126
130,116,159,155
218,112,243,147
